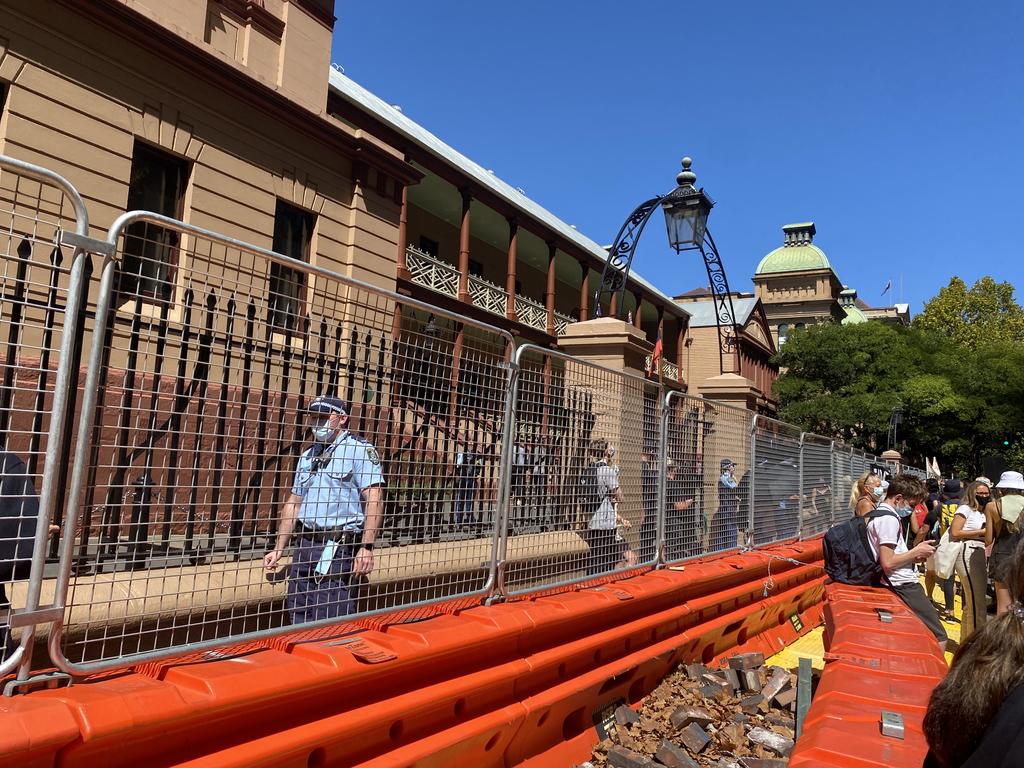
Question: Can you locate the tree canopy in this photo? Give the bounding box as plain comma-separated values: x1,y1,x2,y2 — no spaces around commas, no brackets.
772,277,1024,477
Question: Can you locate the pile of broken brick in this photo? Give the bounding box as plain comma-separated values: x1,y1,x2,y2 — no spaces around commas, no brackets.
580,652,800,768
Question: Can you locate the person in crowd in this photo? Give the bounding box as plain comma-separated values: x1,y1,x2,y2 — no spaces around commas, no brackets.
924,479,962,623
1,450,41,663
529,439,548,525
867,474,946,649
849,471,883,518
264,396,384,624
664,457,701,560
923,537,1024,768
711,458,740,551
951,480,989,638
582,438,623,576
452,440,482,530
985,471,1024,616
638,445,659,562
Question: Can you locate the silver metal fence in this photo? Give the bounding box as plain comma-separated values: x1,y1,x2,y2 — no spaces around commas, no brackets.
799,434,834,537
751,416,802,545
500,344,662,596
0,152,954,684
0,156,94,678
49,212,516,675
662,391,751,562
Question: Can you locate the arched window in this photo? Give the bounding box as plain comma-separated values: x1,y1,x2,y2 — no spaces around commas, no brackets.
778,323,789,344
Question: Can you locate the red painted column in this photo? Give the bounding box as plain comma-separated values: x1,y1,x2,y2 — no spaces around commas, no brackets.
633,292,643,329
396,183,410,282
545,242,556,336
506,217,518,321
458,189,471,303
578,260,589,322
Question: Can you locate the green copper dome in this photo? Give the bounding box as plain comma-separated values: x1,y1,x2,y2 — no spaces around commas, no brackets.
841,304,868,324
755,222,833,275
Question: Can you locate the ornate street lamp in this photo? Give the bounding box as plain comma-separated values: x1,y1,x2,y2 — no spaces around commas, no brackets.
595,157,737,374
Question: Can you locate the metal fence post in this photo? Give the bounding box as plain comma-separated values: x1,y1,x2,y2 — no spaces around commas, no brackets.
747,414,758,548
797,433,806,540
657,390,671,566
0,155,110,683
487,351,520,602
828,440,836,527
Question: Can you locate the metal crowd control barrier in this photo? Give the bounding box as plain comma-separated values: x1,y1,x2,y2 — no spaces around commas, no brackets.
662,391,751,563
0,151,952,684
751,416,802,545
499,344,662,596
49,211,515,675
0,156,97,680
799,434,834,537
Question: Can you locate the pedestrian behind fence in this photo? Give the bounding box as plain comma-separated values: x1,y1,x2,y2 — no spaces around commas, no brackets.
263,396,384,624
580,438,622,576
710,458,740,552
1,450,41,663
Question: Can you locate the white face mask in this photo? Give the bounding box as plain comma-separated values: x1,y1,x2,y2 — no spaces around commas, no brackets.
871,485,884,499
312,422,336,443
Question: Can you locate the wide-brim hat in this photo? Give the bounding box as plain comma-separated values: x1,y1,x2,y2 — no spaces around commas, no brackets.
996,471,1024,491
942,478,963,498
308,396,348,415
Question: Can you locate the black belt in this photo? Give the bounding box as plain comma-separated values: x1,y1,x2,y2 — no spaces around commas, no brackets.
296,521,360,545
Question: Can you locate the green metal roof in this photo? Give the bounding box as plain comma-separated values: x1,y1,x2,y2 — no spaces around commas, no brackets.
755,243,832,274
841,304,868,324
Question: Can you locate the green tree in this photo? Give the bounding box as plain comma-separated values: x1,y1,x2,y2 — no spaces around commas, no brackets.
914,276,1024,349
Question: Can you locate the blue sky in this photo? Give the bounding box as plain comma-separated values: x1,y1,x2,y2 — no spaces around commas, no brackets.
330,2,1024,312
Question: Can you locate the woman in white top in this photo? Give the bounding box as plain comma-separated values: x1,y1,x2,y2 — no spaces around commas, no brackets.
951,480,989,638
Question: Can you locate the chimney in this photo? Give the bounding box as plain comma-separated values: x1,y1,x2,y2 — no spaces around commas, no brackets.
839,287,857,308
782,222,816,246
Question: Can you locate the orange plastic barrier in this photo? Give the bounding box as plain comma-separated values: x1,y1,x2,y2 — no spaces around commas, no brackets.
789,582,947,768
0,541,826,768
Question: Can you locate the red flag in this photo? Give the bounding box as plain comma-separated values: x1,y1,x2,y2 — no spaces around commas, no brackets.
647,334,663,377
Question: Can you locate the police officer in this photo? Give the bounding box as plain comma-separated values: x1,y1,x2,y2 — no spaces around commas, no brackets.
263,396,384,624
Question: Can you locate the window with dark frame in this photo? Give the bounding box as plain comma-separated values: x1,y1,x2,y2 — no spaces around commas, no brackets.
468,258,483,279
270,199,315,330
120,142,190,302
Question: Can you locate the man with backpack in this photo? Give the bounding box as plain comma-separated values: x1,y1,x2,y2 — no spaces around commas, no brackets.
824,474,945,649
869,475,947,648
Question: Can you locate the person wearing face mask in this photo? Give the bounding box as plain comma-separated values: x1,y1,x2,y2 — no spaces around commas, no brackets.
866,474,946,649
951,481,989,638
264,396,384,624
849,472,883,518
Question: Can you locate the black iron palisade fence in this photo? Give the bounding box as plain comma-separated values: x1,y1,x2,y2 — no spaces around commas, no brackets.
0,154,924,688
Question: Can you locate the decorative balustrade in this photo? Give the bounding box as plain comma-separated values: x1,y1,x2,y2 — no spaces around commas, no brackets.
406,246,577,336
514,294,547,332
644,354,681,382
406,246,459,299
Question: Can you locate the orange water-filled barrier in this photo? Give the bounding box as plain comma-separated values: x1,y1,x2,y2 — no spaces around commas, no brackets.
789,582,947,768
0,541,825,768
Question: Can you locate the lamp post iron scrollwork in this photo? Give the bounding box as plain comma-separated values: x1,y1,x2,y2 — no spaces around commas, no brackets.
594,157,738,374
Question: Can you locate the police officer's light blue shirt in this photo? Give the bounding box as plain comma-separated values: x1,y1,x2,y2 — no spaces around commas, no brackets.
291,431,384,530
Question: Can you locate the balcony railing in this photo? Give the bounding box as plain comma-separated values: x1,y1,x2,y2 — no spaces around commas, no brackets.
406,246,573,335
644,354,681,383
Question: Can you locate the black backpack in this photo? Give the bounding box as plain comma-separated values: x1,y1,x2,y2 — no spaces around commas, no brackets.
823,507,899,587
579,462,605,517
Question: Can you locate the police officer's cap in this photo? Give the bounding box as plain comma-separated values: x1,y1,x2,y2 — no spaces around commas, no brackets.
308,396,348,415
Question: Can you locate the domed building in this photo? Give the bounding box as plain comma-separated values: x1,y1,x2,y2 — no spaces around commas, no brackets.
752,222,846,345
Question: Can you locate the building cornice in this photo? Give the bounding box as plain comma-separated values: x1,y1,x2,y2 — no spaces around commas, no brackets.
57,0,419,185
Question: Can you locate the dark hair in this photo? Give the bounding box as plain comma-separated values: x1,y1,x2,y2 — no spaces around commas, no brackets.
589,437,608,459
923,536,1024,766
884,474,927,504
